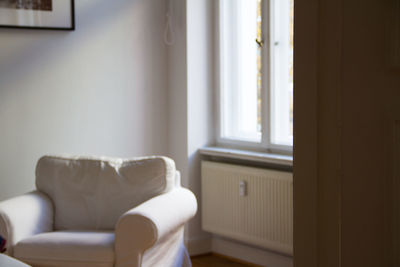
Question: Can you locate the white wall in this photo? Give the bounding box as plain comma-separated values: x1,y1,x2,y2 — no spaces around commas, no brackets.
166,0,216,254
186,0,215,254
0,0,168,201
163,0,217,254
167,0,188,187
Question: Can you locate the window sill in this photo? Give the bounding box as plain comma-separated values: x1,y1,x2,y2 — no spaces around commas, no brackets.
199,146,293,168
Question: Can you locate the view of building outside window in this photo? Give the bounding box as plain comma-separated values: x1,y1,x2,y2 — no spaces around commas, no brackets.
221,0,261,143
220,0,293,148
270,0,294,146
289,0,294,137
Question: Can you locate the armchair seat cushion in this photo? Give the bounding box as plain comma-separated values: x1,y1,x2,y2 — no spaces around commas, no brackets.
13,231,114,267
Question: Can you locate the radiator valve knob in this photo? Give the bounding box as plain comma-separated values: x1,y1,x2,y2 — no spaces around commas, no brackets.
239,180,247,197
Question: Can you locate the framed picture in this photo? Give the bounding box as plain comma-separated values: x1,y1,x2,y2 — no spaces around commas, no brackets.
0,0,75,30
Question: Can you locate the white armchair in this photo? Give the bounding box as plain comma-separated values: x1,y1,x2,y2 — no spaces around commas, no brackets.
0,155,197,267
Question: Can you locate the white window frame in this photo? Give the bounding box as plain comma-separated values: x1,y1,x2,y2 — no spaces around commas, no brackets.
215,0,293,155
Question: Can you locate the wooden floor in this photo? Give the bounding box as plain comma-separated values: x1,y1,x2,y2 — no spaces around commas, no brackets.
191,254,258,267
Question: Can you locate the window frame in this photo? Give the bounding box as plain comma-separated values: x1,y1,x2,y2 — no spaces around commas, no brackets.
215,0,293,155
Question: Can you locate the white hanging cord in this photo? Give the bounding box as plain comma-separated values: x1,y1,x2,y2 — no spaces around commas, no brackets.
164,0,175,45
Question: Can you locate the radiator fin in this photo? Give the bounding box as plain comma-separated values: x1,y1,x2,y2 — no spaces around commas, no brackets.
201,161,293,255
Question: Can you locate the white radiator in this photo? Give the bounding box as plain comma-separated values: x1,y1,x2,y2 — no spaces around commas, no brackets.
201,161,293,255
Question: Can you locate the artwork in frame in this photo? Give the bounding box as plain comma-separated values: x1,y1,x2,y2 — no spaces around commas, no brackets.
0,0,74,30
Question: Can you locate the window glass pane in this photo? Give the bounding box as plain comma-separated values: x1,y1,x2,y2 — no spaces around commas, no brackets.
220,0,261,142
270,0,294,146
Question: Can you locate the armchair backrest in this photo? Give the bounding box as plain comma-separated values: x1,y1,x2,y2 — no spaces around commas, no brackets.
35,155,176,231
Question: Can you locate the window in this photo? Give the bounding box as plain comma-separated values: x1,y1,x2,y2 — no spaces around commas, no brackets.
217,0,294,153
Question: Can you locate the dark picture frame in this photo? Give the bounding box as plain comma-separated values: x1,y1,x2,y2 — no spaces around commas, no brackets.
0,0,75,31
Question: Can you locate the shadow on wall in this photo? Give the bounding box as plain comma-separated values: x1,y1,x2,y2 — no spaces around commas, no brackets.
0,0,168,165
0,0,143,89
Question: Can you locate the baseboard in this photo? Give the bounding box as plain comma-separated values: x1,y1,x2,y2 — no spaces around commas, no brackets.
211,236,293,267
186,236,212,256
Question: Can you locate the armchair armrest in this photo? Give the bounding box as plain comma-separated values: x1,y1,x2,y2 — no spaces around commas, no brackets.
0,191,53,256
115,187,197,267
